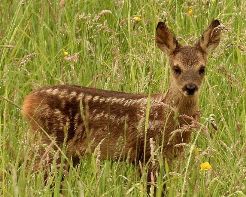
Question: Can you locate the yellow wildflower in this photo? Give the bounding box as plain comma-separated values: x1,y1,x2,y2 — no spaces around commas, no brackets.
200,162,212,171
63,49,69,56
187,7,193,16
133,16,141,22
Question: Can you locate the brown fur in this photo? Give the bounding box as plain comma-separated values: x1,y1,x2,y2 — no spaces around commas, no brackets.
22,20,222,187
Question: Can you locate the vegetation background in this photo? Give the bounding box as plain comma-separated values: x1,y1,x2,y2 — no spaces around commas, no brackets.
0,0,245,196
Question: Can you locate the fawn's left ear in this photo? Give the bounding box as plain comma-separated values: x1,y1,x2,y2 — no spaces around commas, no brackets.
196,19,222,54
156,22,181,55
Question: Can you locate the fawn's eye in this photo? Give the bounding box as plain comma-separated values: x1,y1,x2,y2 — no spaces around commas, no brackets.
199,66,205,75
173,65,182,75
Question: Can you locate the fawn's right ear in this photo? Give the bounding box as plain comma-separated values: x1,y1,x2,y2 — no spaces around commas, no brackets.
156,22,180,55
196,19,222,54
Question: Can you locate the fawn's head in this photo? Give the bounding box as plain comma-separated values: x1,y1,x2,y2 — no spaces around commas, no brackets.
156,20,222,96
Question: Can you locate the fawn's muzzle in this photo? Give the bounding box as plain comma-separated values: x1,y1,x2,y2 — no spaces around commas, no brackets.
183,83,198,95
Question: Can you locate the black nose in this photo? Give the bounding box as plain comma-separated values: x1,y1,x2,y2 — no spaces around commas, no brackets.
183,84,198,95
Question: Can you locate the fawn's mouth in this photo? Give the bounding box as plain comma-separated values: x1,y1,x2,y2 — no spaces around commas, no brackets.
183,90,197,96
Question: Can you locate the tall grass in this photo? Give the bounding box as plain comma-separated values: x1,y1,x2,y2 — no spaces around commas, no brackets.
0,0,246,196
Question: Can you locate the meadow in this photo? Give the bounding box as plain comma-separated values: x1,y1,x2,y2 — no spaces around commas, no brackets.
0,0,246,196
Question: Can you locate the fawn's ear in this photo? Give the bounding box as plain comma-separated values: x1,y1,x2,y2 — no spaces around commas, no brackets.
196,20,222,54
156,22,180,55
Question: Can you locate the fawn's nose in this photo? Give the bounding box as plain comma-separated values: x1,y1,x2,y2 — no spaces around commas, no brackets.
183,83,198,95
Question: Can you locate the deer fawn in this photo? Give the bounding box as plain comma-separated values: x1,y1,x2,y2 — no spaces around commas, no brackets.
22,20,222,188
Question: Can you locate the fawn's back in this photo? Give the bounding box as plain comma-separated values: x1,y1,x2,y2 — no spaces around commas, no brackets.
22,85,176,161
